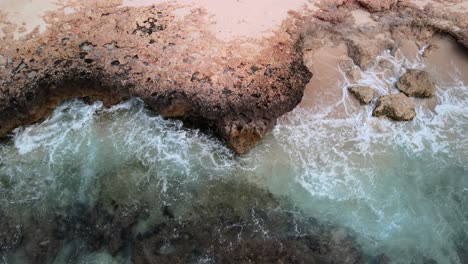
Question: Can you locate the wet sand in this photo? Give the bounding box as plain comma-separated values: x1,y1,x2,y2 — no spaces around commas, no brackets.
423,35,468,85
298,33,468,118
300,43,353,119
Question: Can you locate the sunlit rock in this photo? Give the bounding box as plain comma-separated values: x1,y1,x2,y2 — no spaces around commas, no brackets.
396,69,436,98
348,85,375,105
373,93,416,121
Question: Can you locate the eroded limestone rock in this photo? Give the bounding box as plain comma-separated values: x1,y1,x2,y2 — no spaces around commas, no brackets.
396,69,436,98
0,2,312,154
373,93,416,121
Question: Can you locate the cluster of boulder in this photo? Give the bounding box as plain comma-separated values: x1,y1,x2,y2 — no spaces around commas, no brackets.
348,69,436,121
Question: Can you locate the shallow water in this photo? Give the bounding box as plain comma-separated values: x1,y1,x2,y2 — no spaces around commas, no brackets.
1,38,468,263
241,38,468,263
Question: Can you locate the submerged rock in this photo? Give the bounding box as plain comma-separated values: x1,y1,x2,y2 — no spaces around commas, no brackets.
0,180,365,264
396,69,436,98
373,93,416,121
132,180,363,264
348,86,375,105
0,213,22,252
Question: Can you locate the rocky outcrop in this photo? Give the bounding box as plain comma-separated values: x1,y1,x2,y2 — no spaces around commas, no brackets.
373,93,416,121
0,2,312,154
348,86,375,105
396,69,436,98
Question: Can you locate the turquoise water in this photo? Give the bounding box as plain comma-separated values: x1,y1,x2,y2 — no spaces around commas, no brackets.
0,48,467,263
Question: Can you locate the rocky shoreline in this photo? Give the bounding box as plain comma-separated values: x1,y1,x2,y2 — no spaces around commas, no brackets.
0,0,467,153
302,0,468,121
0,1,311,154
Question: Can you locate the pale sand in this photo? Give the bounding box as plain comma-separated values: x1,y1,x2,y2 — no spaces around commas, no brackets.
0,0,59,39
300,43,353,118
122,0,320,40
0,0,322,40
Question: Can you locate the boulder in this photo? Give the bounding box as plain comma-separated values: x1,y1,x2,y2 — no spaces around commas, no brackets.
348,86,375,105
396,69,436,98
373,93,416,121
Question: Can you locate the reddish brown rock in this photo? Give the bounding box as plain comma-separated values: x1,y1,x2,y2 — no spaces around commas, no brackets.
396,69,436,98
0,2,312,154
373,93,416,121
348,86,375,105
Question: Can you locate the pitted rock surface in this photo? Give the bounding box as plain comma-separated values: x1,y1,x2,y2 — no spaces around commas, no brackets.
0,2,312,154
396,69,436,98
373,93,416,121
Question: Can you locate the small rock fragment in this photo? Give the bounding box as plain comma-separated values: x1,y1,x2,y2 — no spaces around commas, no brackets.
348,86,375,105
373,93,416,121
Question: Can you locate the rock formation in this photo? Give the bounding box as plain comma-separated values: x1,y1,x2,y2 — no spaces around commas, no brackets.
1,0,467,151
396,69,436,98
373,93,416,121
0,1,312,154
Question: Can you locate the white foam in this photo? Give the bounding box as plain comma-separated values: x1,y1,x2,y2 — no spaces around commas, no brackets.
0,46,466,263
239,47,468,263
